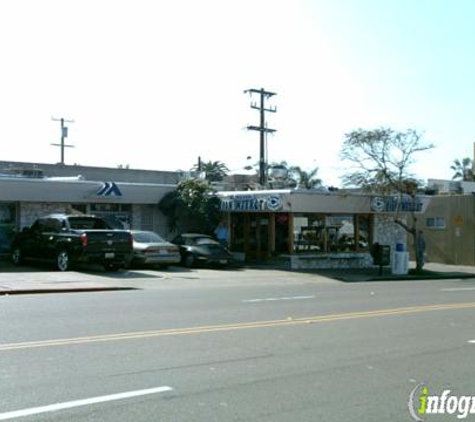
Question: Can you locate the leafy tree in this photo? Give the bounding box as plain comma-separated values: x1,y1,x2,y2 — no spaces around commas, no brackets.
192,160,229,182
451,157,474,181
158,179,221,234
289,166,322,189
340,127,434,272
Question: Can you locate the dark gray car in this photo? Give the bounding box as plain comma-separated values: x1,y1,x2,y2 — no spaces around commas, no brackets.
171,233,232,268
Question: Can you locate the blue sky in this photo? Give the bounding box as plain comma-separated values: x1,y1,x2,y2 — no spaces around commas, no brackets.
1,0,474,186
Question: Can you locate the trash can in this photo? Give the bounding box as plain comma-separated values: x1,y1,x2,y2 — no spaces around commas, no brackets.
371,244,391,266
393,243,409,275
371,243,391,275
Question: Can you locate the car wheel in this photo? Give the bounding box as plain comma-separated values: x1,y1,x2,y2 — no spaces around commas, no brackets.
105,263,119,271
56,250,70,272
12,247,23,266
184,254,194,268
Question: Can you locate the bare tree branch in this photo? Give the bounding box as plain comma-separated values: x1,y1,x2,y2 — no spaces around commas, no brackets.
340,127,433,272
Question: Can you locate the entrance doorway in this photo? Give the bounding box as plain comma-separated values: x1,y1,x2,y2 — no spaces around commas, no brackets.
230,213,274,262
248,214,270,261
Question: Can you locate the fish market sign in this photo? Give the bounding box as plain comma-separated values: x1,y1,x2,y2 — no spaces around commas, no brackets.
371,196,423,213
221,194,284,212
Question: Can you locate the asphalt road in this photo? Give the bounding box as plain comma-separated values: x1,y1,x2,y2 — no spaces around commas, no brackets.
1,267,475,421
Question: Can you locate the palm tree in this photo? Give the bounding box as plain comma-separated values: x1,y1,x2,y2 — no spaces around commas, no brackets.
451,158,474,181
289,166,322,189
192,160,229,182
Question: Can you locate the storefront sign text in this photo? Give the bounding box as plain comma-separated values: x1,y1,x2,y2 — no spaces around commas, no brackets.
221,194,283,212
371,196,423,213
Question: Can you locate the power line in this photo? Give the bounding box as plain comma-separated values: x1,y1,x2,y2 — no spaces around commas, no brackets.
244,88,277,187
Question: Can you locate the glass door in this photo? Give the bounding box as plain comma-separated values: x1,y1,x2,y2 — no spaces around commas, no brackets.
247,214,270,261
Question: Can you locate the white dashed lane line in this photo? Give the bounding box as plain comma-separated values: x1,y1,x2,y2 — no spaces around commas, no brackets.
243,295,315,303
440,288,475,292
0,386,173,421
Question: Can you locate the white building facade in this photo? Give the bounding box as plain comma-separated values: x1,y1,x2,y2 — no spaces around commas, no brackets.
0,176,176,255
218,190,430,269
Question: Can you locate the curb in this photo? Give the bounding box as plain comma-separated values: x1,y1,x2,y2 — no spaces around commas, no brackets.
319,272,475,283
0,287,138,296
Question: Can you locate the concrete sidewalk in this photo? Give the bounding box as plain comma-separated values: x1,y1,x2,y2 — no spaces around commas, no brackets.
0,260,141,295
312,262,475,282
0,260,474,295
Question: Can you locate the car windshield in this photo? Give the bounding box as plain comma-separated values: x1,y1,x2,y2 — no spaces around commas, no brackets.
68,217,110,230
133,231,165,243
193,237,219,246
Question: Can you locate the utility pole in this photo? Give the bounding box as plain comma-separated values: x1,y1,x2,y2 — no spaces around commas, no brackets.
51,117,74,165
244,88,277,187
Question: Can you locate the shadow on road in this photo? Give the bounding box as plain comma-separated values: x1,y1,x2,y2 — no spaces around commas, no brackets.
0,258,250,275
0,259,167,278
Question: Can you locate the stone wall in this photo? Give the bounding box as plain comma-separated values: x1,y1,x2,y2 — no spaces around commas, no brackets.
373,215,408,264
132,205,169,238
19,202,68,229
19,203,168,236
290,252,373,270
153,208,171,239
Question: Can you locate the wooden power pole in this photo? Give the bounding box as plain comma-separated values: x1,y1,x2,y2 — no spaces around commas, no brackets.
244,88,277,187
51,117,74,165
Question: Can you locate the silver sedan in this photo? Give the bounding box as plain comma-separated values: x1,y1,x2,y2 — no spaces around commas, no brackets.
129,230,181,268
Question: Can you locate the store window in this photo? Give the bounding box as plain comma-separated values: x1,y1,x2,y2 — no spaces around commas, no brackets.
326,215,356,252
0,203,17,254
294,214,326,253
69,203,87,214
293,214,371,254
275,214,290,254
356,215,371,251
90,203,132,213
231,214,246,252
90,203,132,229
426,217,445,229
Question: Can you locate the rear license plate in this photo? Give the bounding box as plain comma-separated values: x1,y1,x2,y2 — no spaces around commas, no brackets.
160,249,169,255
220,260,227,264
105,252,115,259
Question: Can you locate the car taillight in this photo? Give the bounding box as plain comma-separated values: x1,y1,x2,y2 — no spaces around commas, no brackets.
80,233,88,248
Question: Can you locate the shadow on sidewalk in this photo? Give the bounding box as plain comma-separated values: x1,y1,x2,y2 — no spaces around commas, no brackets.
312,268,475,282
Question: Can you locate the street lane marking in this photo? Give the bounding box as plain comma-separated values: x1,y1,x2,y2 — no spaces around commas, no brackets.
2,302,475,352
468,340,475,344
243,295,315,303
0,386,173,421
441,288,475,292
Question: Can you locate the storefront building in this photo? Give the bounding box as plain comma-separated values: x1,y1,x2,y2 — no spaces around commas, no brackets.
0,177,176,256
414,194,475,266
219,190,430,269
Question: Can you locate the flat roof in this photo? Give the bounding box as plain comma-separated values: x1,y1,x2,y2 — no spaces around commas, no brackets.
0,177,176,204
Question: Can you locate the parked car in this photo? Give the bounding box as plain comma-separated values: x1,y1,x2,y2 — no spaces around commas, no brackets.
129,230,181,268
171,233,232,267
11,214,133,271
